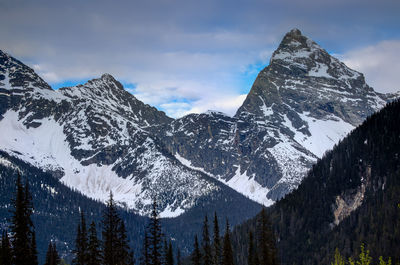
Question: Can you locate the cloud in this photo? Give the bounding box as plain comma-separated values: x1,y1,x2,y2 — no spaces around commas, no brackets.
1,0,399,117
339,40,400,93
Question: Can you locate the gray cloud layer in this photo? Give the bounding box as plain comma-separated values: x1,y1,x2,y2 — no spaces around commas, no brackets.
1,0,399,117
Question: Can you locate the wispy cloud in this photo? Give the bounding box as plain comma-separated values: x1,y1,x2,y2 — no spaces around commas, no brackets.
1,0,399,117
339,40,400,93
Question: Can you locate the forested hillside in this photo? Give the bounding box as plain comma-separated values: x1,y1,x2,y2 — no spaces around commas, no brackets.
230,99,400,264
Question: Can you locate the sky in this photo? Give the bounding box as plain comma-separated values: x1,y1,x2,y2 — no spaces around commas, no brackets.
1,0,399,118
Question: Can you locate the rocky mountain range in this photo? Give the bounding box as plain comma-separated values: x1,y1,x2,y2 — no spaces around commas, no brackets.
0,28,397,217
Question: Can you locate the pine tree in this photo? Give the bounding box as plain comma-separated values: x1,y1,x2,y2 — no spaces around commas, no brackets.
191,235,201,265
213,212,221,265
166,241,174,265
87,222,101,265
1,231,12,265
44,242,60,265
10,174,37,265
102,192,121,265
148,200,163,265
202,215,212,265
73,211,88,265
257,208,277,265
117,220,135,265
248,231,257,265
222,221,234,265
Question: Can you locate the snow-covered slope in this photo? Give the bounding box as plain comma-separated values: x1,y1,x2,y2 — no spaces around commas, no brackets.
0,51,249,217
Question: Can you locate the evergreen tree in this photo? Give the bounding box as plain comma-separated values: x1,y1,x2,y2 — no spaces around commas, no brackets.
162,239,168,265
148,200,163,265
102,192,121,265
212,212,221,265
116,220,134,265
10,174,37,265
202,215,212,265
191,235,201,265
222,221,234,265
257,208,277,265
166,241,174,265
44,242,60,265
73,211,88,265
1,231,12,265
248,231,257,265
87,222,101,265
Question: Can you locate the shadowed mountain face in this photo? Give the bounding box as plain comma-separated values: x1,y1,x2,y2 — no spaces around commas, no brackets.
0,29,397,217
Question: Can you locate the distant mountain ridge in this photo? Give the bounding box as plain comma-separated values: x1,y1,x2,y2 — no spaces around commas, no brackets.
0,29,398,217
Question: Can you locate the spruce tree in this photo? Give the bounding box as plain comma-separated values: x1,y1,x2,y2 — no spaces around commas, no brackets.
212,212,221,265
222,221,234,265
166,241,174,265
102,192,121,265
191,235,201,265
10,174,37,265
1,231,12,265
44,242,60,265
87,222,101,265
202,215,212,265
257,208,278,265
117,220,135,265
73,211,88,265
148,200,163,265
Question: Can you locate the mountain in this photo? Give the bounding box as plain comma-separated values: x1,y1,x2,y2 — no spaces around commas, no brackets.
1,28,398,215
156,28,395,202
229,98,400,264
0,49,260,219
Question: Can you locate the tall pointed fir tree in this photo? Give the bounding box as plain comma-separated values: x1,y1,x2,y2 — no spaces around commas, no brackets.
102,192,134,265
222,221,234,265
148,200,163,265
191,235,201,265
1,230,12,265
166,241,174,265
44,242,60,265
257,208,278,265
10,174,38,265
87,221,101,265
213,212,221,265
73,211,88,265
202,215,212,265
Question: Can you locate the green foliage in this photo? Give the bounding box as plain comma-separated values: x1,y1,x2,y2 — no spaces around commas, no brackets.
379,256,392,265
331,248,346,265
72,211,88,265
